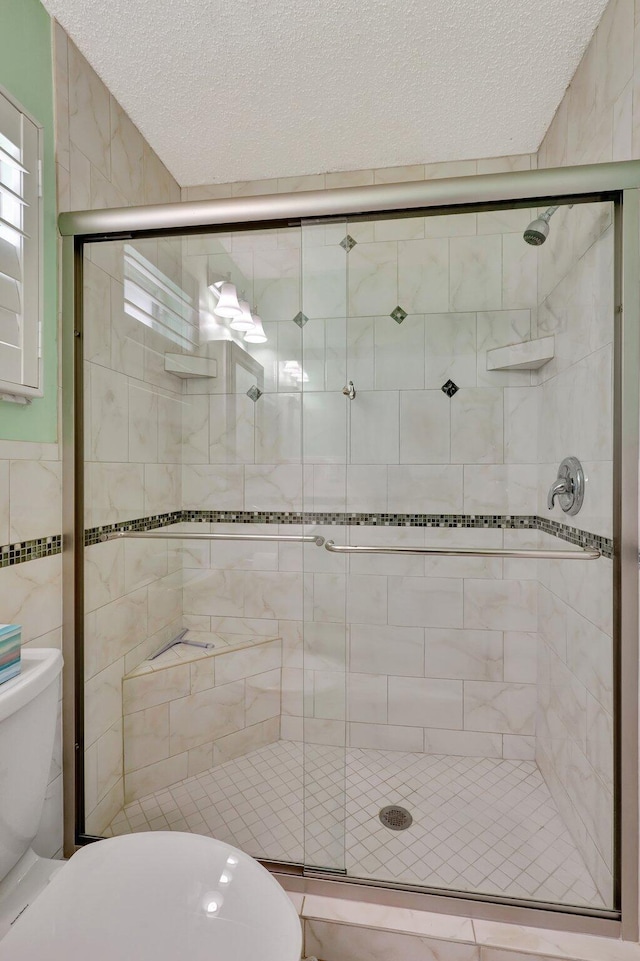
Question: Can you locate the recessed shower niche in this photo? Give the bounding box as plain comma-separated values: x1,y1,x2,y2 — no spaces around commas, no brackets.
73,184,624,923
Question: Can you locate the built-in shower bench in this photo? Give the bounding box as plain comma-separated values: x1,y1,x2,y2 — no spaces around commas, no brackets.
122,631,282,802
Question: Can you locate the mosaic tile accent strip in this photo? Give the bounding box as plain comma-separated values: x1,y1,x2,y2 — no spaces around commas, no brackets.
0,534,62,569
339,234,357,252
292,311,309,328
82,510,613,559
390,305,408,324
535,516,613,559
84,510,183,547
246,385,262,402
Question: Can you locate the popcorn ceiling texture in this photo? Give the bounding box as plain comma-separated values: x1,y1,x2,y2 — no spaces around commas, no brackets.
39,0,609,185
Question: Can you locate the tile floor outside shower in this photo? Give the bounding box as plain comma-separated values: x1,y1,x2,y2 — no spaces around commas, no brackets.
105,740,604,909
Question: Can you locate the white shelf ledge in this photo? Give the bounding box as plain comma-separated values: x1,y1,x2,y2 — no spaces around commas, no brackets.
486,335,554,372
164,353,218,379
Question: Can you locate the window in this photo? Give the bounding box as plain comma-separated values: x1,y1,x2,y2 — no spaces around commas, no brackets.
0,88,42,401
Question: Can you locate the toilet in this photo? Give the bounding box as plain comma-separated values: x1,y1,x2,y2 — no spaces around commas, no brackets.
0,649,302,960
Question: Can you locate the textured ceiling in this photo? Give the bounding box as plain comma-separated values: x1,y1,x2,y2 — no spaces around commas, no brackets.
41,0,609,186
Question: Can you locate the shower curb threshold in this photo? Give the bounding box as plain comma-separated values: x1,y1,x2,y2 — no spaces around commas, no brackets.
283,892,640,961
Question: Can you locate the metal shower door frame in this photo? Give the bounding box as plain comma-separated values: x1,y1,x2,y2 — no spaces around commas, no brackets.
60,160,640,940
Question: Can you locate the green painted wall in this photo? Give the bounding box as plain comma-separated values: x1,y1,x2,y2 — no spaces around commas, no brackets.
0,0,56,442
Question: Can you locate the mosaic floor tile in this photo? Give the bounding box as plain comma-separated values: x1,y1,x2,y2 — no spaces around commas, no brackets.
105,741,604,908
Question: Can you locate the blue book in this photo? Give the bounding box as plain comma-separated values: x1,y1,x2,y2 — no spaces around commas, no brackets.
0,625,21,685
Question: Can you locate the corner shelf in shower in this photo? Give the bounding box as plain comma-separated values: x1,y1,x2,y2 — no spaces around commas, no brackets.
164,352,218,378
486,335,554,371
125,630,280,678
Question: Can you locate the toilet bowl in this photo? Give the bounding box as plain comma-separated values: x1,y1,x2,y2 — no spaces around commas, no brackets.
0,649,302,960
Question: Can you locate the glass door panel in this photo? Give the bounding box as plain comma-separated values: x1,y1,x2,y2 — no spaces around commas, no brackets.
82,224,308,866
298,201,615,910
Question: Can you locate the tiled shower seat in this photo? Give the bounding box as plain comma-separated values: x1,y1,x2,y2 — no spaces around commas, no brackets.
122,630,282,801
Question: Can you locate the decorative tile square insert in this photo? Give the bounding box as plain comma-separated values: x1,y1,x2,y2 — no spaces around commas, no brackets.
292,311,309,328
246,385,262,402
390,306,407,324
441,379,459,397
340,235,357,252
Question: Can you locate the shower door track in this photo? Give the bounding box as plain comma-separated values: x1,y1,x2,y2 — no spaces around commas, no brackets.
60,159,640,941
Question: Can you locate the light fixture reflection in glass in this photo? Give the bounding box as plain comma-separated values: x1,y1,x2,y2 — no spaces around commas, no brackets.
219,872,231,885
212,282,242,319
230,299,255,332
282,359,308,383
244,312,267,343
226,855,239,866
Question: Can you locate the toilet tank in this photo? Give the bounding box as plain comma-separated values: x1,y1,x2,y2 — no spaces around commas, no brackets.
0,649,63,883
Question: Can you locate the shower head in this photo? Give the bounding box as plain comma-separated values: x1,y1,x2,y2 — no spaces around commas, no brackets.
523,217,550,245
523,205,559,245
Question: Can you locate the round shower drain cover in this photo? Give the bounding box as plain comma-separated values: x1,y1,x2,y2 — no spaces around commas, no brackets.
379,805,413,831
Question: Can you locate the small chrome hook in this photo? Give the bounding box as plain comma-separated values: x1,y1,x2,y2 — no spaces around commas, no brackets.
342,381,356,400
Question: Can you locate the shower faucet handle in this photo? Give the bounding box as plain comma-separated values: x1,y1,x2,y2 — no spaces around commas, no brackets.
547,457,585,516
547,478,570,510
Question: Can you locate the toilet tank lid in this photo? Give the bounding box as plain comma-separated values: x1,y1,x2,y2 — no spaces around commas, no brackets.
0,832,302,961
0,649,62,723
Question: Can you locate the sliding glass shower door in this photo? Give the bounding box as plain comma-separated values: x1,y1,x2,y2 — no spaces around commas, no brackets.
78,191,618,917
299,200,616,911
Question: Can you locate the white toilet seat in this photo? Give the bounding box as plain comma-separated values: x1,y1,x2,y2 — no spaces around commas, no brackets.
0,832,302,961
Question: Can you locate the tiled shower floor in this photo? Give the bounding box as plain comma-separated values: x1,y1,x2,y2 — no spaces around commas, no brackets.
105,740,604,908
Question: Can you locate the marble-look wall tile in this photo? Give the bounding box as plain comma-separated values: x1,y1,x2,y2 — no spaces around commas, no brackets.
109,98,144,203
89,363,129,462
125,753,188,803
388,465,463,513
9,460,62,542
304,919,480,961
169,680,245,752
182,464,244,509
464,580,537,633
0,556,62,642
450,389,503,464
424,629,503,681
388,676,463,729
349,722,423,752
68,40,111,179
350,624,424,677
424,728,503,758
350,391,399,464
425,313,477,389
374,315,425,390
86,588,148,680
450,236,502,311
389,577,463,629
399,391,450,464
124,704,170,773
398,239,449,314
463,465,537,514
348,242,398,317
464,681,536,735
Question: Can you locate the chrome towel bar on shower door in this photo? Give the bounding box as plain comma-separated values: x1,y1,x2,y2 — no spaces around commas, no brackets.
323,540,601,559
99,531,326,546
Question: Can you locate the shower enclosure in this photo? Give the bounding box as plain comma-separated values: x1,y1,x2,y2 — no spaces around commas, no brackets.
60,162,640,938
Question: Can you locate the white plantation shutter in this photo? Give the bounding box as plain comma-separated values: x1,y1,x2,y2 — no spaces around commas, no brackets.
0,89,42,398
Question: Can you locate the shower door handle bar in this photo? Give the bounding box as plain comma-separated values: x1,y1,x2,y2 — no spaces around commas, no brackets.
323,540,601,559
100,531,326,546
